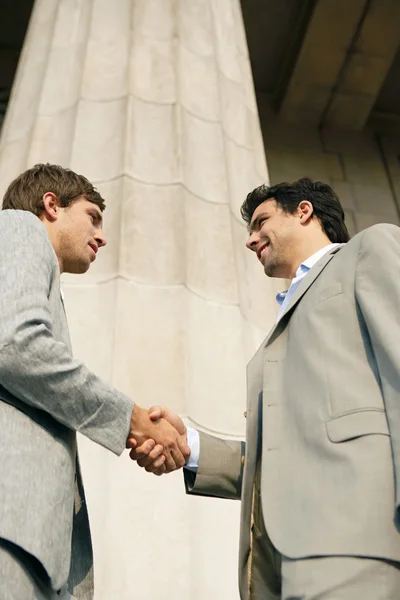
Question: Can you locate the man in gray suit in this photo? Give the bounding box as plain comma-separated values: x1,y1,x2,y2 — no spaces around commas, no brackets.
133,177,400,598
0,163,189,600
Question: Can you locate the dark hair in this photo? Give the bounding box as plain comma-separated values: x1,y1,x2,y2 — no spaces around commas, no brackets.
241,177,350,243
2,163,105,215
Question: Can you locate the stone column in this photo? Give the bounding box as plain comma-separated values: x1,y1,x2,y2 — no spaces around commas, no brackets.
0,1,277,597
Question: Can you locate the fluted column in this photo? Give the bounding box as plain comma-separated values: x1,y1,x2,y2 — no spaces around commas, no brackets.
0,1,277,598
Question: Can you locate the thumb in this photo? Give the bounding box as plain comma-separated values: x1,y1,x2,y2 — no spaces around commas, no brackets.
148,405,165,420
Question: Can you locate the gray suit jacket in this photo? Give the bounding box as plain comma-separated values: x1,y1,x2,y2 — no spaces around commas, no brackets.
186,224,400,598
0,211,133,598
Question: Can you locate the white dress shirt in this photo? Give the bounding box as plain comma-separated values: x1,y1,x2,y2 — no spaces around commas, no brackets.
185,243,340,472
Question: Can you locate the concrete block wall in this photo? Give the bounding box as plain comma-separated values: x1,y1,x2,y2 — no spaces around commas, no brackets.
258,96,400,238
0,3,278,599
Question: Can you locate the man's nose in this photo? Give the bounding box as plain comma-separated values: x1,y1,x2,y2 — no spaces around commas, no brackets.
95,229,107,248
246,231,259,252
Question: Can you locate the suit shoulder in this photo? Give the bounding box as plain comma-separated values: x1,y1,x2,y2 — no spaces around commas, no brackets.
345,223,400,253
0,209,44,231
0,210,50,241
0,210,55,260
352,223,400,271
358,223,400,243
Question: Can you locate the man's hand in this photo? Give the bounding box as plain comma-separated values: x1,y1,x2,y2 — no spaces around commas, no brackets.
127,404,190,472
128,406,189,476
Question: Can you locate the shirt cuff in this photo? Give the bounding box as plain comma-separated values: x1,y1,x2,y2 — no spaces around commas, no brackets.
184,426,199,472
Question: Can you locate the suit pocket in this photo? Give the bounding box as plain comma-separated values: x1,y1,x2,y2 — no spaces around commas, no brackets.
326,409,389,442
317,282,343,303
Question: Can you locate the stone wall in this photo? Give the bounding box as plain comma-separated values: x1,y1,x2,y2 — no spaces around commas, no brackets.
258,96,400,236
0,2,277,599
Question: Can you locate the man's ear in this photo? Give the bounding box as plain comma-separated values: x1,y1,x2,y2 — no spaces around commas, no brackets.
41,192,60,221
298,200,314,224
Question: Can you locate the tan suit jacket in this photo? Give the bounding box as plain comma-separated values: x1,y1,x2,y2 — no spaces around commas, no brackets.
185,223,400,598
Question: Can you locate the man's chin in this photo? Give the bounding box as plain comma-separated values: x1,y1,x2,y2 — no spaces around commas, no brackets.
79,262,91,274
263,263,276,277
65,261,91,275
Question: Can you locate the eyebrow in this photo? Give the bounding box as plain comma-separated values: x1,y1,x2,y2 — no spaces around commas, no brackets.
248,212,268,234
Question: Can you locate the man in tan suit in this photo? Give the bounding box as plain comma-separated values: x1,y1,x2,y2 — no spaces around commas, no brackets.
131,177,400,598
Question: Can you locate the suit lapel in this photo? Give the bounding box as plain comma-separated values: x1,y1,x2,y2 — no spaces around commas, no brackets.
263,244,344,348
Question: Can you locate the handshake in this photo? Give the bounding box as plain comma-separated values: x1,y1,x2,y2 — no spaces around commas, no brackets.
126,404,190,476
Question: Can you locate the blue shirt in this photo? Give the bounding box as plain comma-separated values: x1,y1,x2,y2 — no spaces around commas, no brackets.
276,244,339,320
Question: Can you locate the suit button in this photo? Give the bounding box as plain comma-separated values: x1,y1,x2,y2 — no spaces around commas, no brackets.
243,411,247,418
241,456,245,467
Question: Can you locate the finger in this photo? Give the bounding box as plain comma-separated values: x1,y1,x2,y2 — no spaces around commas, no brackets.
137,444,164,468
162,449,177,472
177,436,191,460
153,464,167,476
126,437,137,449
144,455,166,472
129,440,156,462
129,447,150,461
153,454,166,469
148,406,163,421
170,447,186,469
129,448,138,461
133,439,156,458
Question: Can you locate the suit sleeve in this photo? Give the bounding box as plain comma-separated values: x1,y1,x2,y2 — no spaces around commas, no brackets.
184,431,245,500
0,211,133,455
355,223,400,529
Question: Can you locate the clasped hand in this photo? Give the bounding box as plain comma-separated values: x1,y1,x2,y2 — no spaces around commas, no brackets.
126,405,189,475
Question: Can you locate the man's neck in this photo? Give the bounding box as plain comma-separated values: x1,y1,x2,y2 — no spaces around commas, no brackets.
40,217,64,273
287,238,333,280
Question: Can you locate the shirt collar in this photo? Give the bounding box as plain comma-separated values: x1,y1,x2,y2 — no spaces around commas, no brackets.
276,243,340,305
300,243,340,272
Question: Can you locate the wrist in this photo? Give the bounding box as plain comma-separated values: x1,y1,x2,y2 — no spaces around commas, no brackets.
129,404,147,441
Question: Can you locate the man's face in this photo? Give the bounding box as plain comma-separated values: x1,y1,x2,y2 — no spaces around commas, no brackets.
57,197,106,274
246,198,300,278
